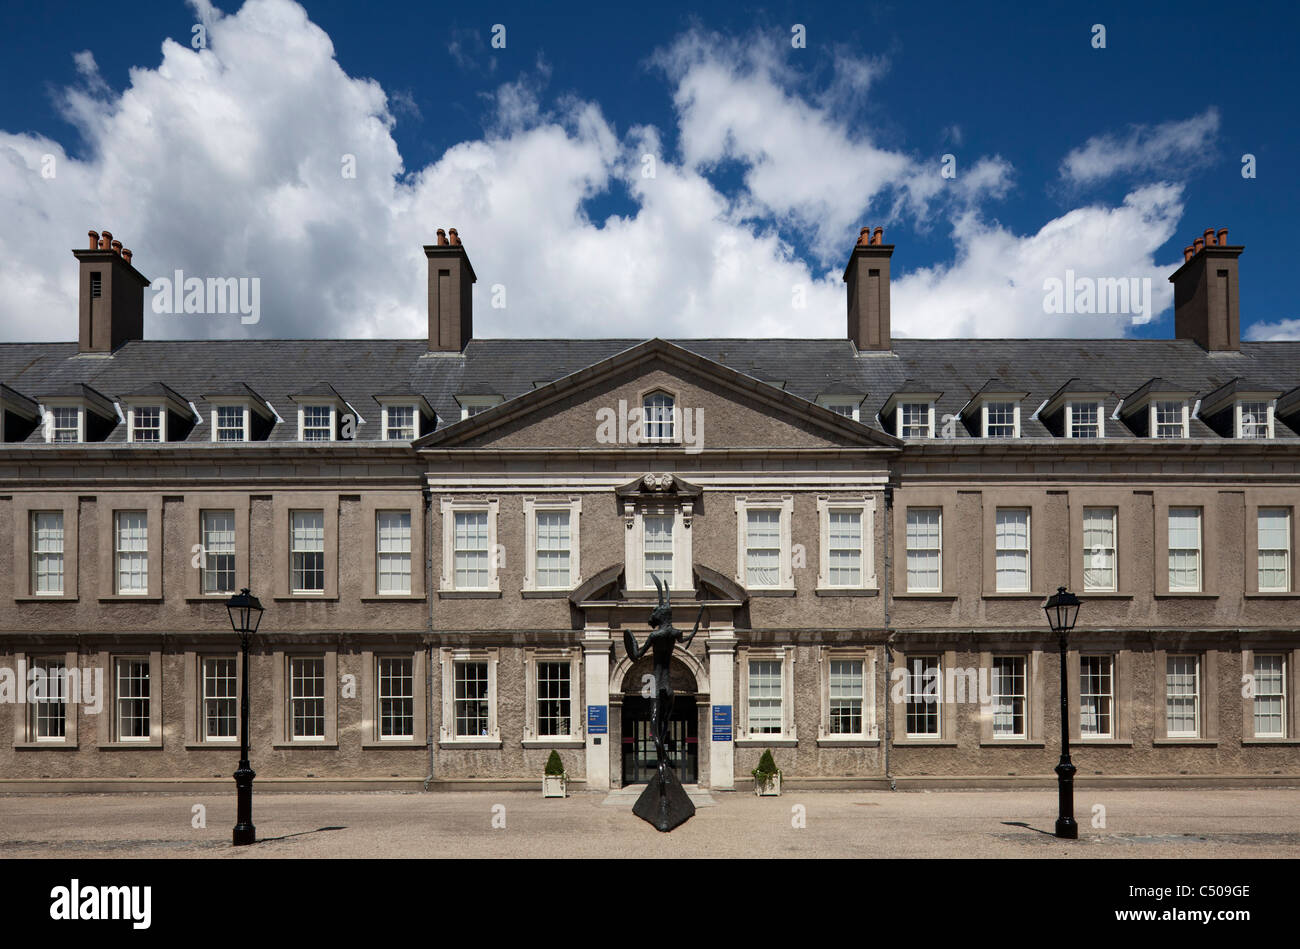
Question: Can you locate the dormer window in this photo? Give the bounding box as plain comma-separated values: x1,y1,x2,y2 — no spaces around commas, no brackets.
983,402,1019,438
299,404,336,442
898,402,933,438
1152,400,1188,439
49,406,82,443
127,406,164,443
642,392,676,442
1066,402,1103,439
817,396,861,421
1236,400,1274,439
459,396,503,420
214,405,249,442
384,405,417,440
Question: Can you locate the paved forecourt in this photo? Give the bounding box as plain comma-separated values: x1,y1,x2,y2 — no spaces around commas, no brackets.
1,788,1298,859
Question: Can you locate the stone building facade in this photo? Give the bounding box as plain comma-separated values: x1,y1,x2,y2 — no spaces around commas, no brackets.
0,225,1297,791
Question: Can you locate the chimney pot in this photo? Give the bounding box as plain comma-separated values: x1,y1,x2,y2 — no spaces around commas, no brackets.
99,230,112,250
436,228,448,246
858,227,871,246
122,248,132,264
1193,237,1204,253
1183,245,1195,263
872,226,883,246
448,228,461,246
88,230,99,249
1217,227,1228,246
1204,227,1216,247
110,239,123,256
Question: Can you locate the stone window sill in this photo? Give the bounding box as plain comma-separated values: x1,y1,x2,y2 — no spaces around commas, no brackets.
893,738,957,746
271,741,340,750
99,741,164,750
1077,592,1135,599
978,740,1046,748
521,738,586,749
982,592,1049,599
815,737,880,748
815,587,879,597
1073,738,1134,746
747,588,796,597
438,739,503,749
1241,738,1300,745
360,740,427,750
99,595,163,603
359,594,424,601
735,737,798,747
183,741,242,750
14,595,78,602
438,590,502,599
1244,592,1300,599
521,590,572,599
272,594,339,602
15,742,79,751
892,592,957,600
1153,738,1218,746
1154,592,1219,599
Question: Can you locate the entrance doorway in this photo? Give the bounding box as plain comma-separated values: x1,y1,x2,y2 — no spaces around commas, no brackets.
621,694,698,784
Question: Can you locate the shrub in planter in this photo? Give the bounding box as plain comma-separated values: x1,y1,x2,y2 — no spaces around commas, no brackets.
751,749,782,796
543,749,567,798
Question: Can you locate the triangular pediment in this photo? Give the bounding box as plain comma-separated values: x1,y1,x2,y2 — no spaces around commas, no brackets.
414,338,899,451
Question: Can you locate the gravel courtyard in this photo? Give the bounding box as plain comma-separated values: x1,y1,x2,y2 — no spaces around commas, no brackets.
1,787,1298,859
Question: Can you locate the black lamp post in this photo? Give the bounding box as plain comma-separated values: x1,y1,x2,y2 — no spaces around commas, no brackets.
225,588,264,846
1044,586,1081,839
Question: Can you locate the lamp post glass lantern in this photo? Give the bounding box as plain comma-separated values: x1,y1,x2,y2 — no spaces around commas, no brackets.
1044,586,1081,839
225,588,264,846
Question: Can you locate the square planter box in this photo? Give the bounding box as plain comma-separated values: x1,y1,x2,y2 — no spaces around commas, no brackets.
543,775,567,798
753,772,782,796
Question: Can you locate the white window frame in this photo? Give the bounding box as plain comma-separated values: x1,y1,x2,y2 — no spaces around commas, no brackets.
641,390,678,443
904,507,942,593
1164,654,1201,738
381,402,420,440
981,401,1020,438
126,404,166,443
297,402,337,442
817,647,878,742
736,647,797,744
201,509,236,595
1257,507,1291,593
1082,506,1118,593
31,510,65,596
458,396,502,420
994,507,1031,592
817,396,860,421
1079,654,1114,739
376,510,413,595
210,403,250,443
439,498,500,592
903,655,942,738
990,655,1028,739
522,497,581,592
288,655,328,742
523,648,584,743
816,496,876,591
1065,401,1105,439
624,506,692,592
1168,507,1203,593
1251,653,1287,739
1150,400,1189,439
735,497,794,591
897,402,934,438
290,509,326,595
44,404,84,444
200,655,240,743
438,647,501,745
27,655,70,743
113,656,152,743
376,654,416,741
1235,400,1275,439
114,510,149,595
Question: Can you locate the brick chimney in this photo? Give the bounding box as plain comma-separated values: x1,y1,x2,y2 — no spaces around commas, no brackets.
73,229,151,353
843,226,893,351
423,227,476,352
1169,225,1241,351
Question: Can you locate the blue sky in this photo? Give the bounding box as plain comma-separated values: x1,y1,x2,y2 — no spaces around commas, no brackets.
1,0,1297,342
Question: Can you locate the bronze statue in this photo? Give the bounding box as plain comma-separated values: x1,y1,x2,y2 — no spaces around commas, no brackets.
623,574,705,831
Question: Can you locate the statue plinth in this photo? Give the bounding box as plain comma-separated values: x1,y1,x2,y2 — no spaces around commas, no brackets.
632,764,696,832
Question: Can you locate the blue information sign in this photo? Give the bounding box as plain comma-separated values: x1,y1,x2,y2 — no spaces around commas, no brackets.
587,705,608,735
711,705,732,742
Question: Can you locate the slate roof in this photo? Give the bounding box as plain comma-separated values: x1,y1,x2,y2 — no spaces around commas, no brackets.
1,336,1299,444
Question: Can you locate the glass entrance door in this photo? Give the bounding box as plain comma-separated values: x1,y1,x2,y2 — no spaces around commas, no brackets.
621,695,698,784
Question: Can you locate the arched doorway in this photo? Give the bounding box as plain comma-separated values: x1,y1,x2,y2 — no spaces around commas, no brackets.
619,655,699,785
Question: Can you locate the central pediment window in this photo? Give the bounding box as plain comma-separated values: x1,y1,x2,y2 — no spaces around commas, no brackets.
618,473,700,591
642,391,676,443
